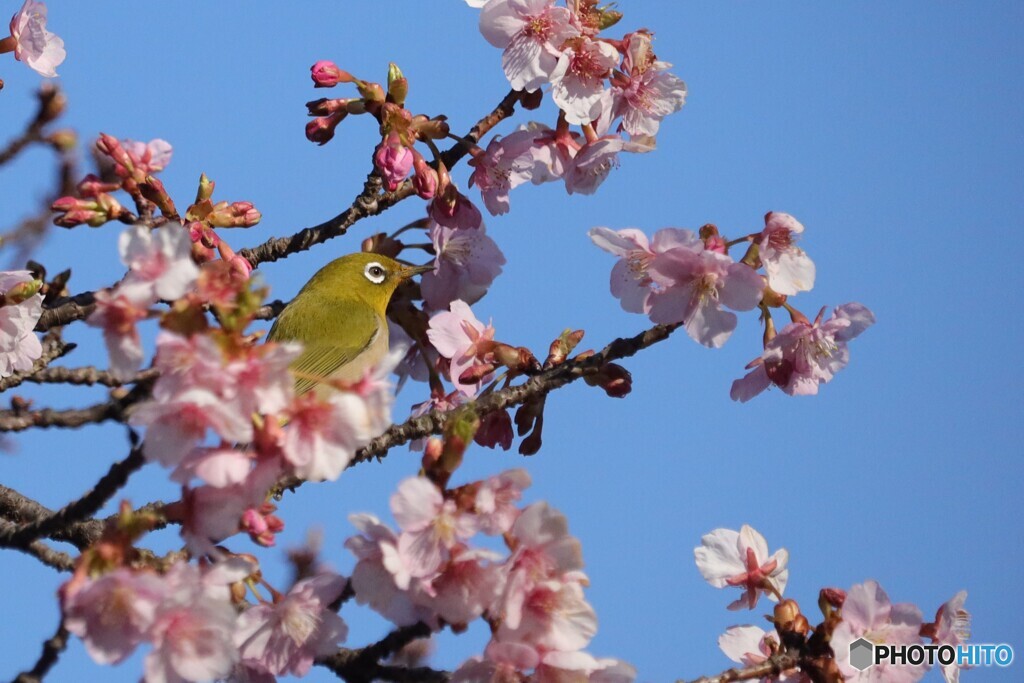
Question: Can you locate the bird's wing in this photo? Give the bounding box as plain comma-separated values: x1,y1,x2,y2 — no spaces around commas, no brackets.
268,297,381,396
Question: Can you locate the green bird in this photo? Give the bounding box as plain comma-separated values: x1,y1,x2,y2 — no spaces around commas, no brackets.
268,252,430,396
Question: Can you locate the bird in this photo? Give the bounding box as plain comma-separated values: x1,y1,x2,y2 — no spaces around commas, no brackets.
267,252,431,396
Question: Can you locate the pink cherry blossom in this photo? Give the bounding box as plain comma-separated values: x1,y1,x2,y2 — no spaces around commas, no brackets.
535,652,637,683
756,212,815,295
426,300,496,397
374,132,415,191
122,138,174,175
496,578,597,651
345,513,435,626
718,625,810,682
0,270,43,378
86,289,148,381
172,446,253,488
613,32,688,137
550,38,619,125
478,0,579,92
63,568,166,665
588,226,699,314
474,469,531,535
452,641,540,683
118,224,199,304
235,572,348,677
924,591,970,683
428,185,484,230
832,580,925,683
144,562,240,683
5,0,65,77
469,129,548,215
229,341,302,416
425,546,505,626
730,302,875,402
421,220,506,310
647,241,765,347
564,136,624,195
391,476,477,579
282,391,373,482
694,525,789,610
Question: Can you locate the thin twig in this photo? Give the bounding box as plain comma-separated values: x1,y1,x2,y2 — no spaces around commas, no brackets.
11,620,70,683
0,378,153,432
25,366,159,388
317,622,437,683
677,653,800,683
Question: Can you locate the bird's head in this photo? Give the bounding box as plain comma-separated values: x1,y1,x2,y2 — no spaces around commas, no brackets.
301,252,431,313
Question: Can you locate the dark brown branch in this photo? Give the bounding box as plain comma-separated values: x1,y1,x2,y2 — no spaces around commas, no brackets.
0,333,75,393
0,485,106,548
0,521,76,572
317,622,438,683
0,442,144,550
0,378,152,432
12,621,70,683
677,653,800,683
238,88,519,268
34,290,97,332
24,366,158,388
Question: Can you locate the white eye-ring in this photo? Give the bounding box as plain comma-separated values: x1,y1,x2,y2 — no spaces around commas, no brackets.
364,262,387,284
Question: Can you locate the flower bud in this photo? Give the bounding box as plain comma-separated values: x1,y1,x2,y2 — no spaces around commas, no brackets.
305,113,345,146
77,174,121,198
139,176,178,218
306,97,349,117
773,599,802,629
584,362,632,398
412,155,438,199
412,115,451,140
387,62,408,105
47,129,77,152
310,60,352,88
373,132,415,191
188,221,220,263
209,201,261,228
0,278,41,306
37,84,66,124
196,173,216,203
356,80,385,103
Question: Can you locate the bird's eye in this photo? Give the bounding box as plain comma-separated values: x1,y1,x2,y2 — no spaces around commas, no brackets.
364,262,386,284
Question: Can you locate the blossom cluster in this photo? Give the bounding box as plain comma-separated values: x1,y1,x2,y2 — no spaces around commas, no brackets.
0,270,44,378
347,469,636,683
695,525,970,683
62,552,349,682
0,0,65,77
590,214,875,400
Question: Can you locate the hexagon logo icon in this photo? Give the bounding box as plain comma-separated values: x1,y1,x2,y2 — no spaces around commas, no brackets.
849,637,874,671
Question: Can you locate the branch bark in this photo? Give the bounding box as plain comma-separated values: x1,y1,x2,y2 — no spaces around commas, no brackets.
676,653,800,683
11,621,70,683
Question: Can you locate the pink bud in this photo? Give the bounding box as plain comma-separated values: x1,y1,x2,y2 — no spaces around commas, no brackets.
77,174,122,198
373,133,415,191
412,155,438,199
305,113,344,146
310,60,351,88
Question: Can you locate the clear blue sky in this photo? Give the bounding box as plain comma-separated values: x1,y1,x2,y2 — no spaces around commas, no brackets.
0,2,1021,681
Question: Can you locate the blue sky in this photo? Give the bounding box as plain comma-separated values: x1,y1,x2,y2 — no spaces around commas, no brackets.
0,1,1021,681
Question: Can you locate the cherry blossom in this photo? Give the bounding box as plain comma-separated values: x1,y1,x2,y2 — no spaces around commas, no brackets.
694,525,789,610
235,572,348,677
550,38,619,125
478,0,579,92
756,212,815,296
425,546,505,626
179,461,282,554
86,289,148,381
421,220,506,310
374,132,415,191
923,591,970,683
588,226,699,314
832,580,925,683
497,577,597,651
469,129,547,215
730,302,875,401
426,300,496,396
535,652,637,683
718,625,810,682
282,392,373,482
648,239,765,348
391,476,477,578
0,270,43,378
118,224,199,304
473,468,531,535
3,0,65,77
62,568,166,665
564,136,624,195
122,138,174,175
613,32,688,137
452,641,540,683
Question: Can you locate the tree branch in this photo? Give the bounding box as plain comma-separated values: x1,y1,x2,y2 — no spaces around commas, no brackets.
317,622,438,683
0,485,105,548
0,334,75,393
677,653,800,683
24,366,158,388
0,441,144,550
0,520,76,572
11,621,70,683
0,378,153,432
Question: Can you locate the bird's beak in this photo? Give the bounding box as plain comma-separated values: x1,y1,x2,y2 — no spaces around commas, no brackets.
399,264,433,279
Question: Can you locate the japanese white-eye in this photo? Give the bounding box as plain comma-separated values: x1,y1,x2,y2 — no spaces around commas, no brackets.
268,252,429,395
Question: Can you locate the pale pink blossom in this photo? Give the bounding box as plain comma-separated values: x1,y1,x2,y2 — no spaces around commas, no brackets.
474,469,531,535
229,341,302,416
613,32,687,137
730,303,875,402
469,129,547,215
86,289,148,381
648,242,765,348
145,562,240,683
718,625,810,682
479,0,579,92
345,346,403,437
282,392,373,482
391,476,477,578
425,546,505,626
122,138,174,175
452,641,540,683
694,525,789,610
346,513,435,626
550,38,619,125
832,580,925,683
421,220,505,310
374,133,415,191
0,270,43,378
496,578,597,651
63,568,166,665
521,123,570,185
464,0,489,7
564,136,624,195
588,226,699,314
924,591,970,683
429,186,484,230
6,0,65,77
756,212,815,295
179,461,281,554
535,652,637,683
118,224,199,303
235,572,348,677
426,300,496,397
172,446,253,488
